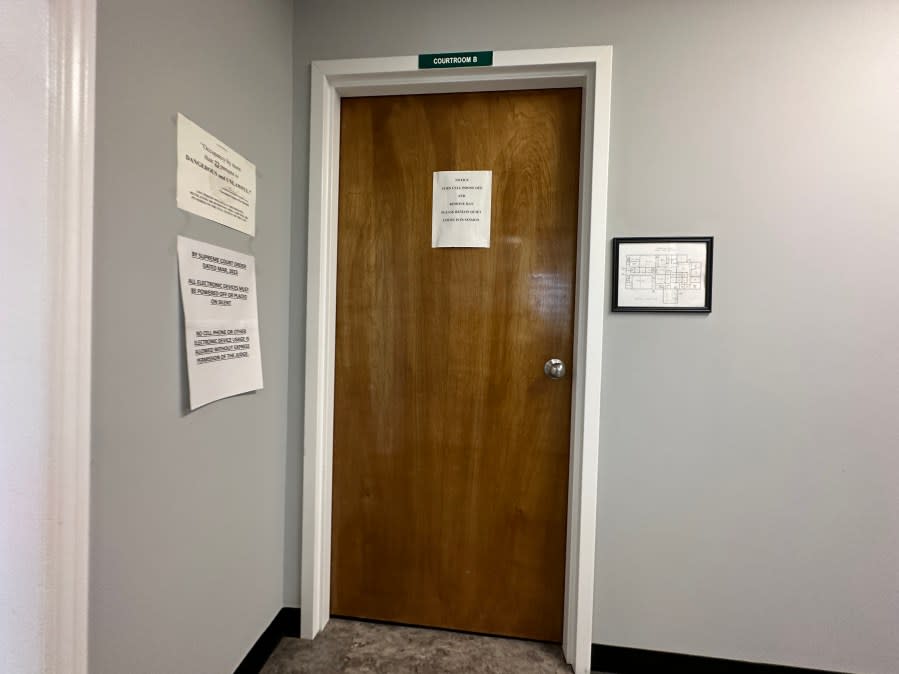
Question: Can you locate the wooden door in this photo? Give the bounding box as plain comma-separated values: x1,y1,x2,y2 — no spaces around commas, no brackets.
331,88,581,642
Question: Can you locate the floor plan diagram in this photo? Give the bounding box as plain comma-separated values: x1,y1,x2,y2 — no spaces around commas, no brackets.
624,253,703,304
614,239,711,310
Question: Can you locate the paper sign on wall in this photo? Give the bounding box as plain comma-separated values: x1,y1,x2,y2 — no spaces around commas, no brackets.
177,236,263,410
432,170,492,248
177,114,257,236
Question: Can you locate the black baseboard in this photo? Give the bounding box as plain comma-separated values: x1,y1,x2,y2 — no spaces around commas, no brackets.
591,644,851,674
234,607,301,674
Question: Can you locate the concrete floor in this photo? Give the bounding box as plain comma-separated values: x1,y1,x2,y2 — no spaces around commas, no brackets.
260,618,587,673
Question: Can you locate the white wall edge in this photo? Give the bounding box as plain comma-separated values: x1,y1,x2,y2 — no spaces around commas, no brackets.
302,46,612,674
45,0,96,672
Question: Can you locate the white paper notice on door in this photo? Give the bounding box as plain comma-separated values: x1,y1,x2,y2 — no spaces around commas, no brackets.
432,170,492,248
177,236,264,410
177,113,257,236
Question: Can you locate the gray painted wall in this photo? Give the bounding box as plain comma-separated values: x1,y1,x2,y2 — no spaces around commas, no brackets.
92,1,293,672
0,1,49,671
289,2,899,672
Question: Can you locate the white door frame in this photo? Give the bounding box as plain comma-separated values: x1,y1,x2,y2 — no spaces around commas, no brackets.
46,0,96,672
302,46,612,674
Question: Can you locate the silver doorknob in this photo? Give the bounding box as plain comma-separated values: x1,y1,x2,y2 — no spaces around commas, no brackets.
544,358,566,379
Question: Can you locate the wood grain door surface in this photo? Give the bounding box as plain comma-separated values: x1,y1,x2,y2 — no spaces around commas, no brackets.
332,89,581,642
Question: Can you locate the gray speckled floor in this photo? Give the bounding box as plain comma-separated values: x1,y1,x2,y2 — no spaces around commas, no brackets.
260,618,583,673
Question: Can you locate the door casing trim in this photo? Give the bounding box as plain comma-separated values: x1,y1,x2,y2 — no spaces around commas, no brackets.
46,0,96,672
301,46,612,674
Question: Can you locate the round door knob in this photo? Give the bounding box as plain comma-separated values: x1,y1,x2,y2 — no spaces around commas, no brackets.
544,358,566,379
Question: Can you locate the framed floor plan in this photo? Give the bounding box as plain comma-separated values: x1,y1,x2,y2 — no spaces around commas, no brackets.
611,237,713,312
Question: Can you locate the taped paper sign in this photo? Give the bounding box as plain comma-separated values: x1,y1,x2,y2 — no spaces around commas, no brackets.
432,170,492,248
177,113,257,235
177,236,263,409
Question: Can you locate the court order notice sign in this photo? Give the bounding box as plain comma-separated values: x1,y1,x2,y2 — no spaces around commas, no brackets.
177,114,257,235
177,236,263,410
432,170,492,247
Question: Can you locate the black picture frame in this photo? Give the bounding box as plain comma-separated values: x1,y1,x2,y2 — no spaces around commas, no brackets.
611,236,713,313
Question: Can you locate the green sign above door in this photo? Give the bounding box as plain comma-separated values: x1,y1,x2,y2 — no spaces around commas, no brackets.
418,51,493,69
